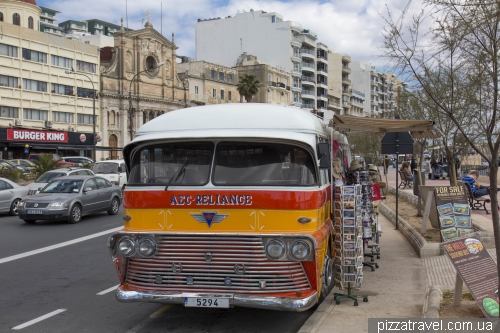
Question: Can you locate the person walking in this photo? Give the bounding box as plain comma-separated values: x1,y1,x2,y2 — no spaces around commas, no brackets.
410,158,417,174
383,155,391,175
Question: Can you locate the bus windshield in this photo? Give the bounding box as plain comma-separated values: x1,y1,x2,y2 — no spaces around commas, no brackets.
128,141,316,186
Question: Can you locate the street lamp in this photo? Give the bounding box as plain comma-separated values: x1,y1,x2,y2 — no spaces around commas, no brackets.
129,62,164,141
65,69,96,161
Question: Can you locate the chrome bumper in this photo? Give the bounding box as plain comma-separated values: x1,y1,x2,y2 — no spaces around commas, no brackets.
116,287,318,312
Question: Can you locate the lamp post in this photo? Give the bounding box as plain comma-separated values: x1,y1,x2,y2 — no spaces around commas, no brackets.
129,62,164,141
65,69,96,161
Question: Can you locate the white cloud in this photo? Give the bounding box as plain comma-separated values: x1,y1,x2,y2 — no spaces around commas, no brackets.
38,0,423,69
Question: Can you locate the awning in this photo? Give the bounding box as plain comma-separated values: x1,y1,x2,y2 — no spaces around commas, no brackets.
329,115,440,138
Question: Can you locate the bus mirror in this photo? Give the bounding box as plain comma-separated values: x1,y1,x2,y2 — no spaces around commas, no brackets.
317,143,330,169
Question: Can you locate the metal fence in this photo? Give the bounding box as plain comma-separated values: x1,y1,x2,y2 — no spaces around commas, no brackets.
460,164,489,176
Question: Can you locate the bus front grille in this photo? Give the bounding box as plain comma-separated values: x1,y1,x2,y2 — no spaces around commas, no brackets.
124,235,311,294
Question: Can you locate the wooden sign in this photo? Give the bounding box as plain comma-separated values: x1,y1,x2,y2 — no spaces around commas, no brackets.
444,237,499,318
434,185,474,241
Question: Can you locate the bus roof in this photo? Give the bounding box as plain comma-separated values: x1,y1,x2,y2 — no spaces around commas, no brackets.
135,104,328,138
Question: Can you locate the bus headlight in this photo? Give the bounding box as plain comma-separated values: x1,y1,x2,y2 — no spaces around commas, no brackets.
290,240,310,261
138,239,156,257
118,237,135,256
265,239,286,259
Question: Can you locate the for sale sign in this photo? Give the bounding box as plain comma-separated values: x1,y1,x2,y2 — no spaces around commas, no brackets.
434,185,474,241
7,129,68,143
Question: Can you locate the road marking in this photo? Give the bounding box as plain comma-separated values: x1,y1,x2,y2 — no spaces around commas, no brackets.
0,227,122,265
12,309,67,330
96,284,120,295
149,305,172,318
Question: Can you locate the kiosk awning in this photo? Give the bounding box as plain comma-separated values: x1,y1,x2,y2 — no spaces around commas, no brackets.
329,115,440,138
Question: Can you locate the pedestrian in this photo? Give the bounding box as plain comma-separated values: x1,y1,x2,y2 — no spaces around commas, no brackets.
461,170,499,198
430,155,437,179
410,158,416,174
400,161,414,181
383,155,391,175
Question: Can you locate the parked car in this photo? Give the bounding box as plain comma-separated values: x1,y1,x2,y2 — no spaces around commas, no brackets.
91,159,126,186
27,168,94,195
0,159,31,174
0,177,30,216
61,156,94,166
9,159,36,172
28,153,79,168
17,175,122,224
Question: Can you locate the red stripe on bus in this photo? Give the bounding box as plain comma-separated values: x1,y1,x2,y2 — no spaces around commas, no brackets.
123,187,331,210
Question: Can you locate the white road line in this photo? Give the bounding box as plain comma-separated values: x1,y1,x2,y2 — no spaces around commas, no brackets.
96,284,120,295
12,309,67,330
0,227,122,265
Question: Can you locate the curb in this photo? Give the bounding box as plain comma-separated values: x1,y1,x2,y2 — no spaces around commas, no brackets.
297,291,336,333
423,285,442,318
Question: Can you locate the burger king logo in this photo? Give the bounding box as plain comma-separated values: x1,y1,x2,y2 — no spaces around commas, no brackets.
80,134,87,142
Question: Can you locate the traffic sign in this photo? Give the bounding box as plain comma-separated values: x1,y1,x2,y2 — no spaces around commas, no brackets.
24,148,29,154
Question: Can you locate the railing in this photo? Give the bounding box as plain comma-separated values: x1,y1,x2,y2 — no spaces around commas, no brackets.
301,62,315,68
343,101,351,106
317,80,328,86
317,54,328,61
302,29,317,38
352,89,365,98
301,103,314,109
342,78,351,83
329,101,341,107
301,76,315,83
71,24,86,29
301,90,315,96
317,42,329,48
268,81,277,87
300,49,315,55
317,93,328,98
278,82,286,88
292,37,302,44
317,68,327,74
290,21,303,30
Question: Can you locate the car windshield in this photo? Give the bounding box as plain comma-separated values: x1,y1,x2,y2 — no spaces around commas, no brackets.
92,163,119,174
36,172,66,183
42,179,83,193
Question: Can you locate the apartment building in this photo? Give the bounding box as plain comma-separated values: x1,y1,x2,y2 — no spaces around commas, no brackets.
0,2,100,159
39,6,63,36
177,59,240,105
235,53,291,105
327,48,354,116
195,10,327,110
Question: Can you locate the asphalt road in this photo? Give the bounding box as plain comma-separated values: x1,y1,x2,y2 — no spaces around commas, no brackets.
0,209,314,333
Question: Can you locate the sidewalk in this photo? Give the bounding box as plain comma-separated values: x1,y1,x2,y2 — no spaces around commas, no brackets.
299,213,426,333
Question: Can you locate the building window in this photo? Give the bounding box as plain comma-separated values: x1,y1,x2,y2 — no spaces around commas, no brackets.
28,16,34,29
51,83,74,96
0,12,3,22
77,87,96,98
211,70,216,79
268,74,272,83
227,74,232,82
108,111,115,125
76,60,97,73
212,89,216,98
219,72,224,81
53,111,74,123
221,89,224,100
0,43,18,57
0,106,19,118
228,91,232,101
23,108,48,120
51,55,73,68
22,49,47,63
12,13,20,26
194,86,198,95
0,75,18,88
77,113,96,124
23,79,47,92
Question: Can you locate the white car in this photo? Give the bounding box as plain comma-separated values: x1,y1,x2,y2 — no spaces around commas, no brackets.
0,177,30,215
61,156,94,166
91,160,126,186
28,168,94,195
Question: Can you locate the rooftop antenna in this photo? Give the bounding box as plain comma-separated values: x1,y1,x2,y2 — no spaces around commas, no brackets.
140,18,145,25
125,0,129,29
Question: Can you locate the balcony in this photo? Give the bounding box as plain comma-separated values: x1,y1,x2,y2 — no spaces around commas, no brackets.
290,21,302,33
301,103,315,109
341,54,351,62
342,66,351,74
342,78,351,85
40,13,55,19
317,94,328,101
44,28,63,36
301,90,315,99
343,101,351,107
292,84,301,92
94,24,104,30
328,100,342,111
317,42,328,50
268,81,277,87
317,67,328,74
291,70,302,77
291,37,302,47
301,64,315,73
317,81,328,88
71,24,86,30
300,49,315,60
301,76,316,86
291,54,302,63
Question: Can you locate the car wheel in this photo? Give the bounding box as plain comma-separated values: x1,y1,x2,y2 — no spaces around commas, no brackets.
9,198,21,216
108,197,120,215
68,204,82,224
23,219,36,224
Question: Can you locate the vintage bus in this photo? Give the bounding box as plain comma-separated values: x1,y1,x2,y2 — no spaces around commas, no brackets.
107,104,334,311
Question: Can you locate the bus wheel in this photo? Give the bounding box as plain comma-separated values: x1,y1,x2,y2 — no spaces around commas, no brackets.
313,247,334,309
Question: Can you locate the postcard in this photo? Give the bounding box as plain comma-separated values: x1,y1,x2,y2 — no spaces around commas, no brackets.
334,202,342,210
454,215,472,228
344,201,355,210
335,241,342,251
343,186,355,195
344,250,356,258
254,148,263,154
437,203,453,216
439,215,455,228
344,258,356,266
334,185,343,194
344,242,355,250
453,203,470,215
343,194,355,202
343,218,355,226
334,194,342,202
344,226,355,235
334,217,342,226
334,209,341,218
441,227,458,241
344,234,355,242
343,209,355,218
334,226,341,234
344,273,356,282
458,228,475,238
246,149,254,155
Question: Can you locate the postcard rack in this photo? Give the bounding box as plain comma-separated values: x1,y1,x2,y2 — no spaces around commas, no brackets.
333,184,368,306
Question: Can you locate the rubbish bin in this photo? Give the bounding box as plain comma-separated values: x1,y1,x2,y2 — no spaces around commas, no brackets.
413,170,426,196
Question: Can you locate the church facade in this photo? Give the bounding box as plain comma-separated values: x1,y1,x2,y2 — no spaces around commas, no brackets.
99,17,185,158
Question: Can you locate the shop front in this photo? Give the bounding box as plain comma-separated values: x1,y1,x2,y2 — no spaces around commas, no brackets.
0,128,96,160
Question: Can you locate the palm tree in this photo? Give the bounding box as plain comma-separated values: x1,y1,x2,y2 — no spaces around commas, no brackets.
236,74,260,103
32,154,57,178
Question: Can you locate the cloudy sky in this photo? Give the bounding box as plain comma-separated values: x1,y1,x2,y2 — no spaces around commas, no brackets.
37,0,419,69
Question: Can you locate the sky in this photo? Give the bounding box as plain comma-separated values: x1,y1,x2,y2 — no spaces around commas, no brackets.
37,0,420,70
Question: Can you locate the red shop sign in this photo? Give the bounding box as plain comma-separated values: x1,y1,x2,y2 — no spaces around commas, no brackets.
7,129,68,143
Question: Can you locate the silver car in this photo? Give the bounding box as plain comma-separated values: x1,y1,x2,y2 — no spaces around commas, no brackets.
17,175,122,224
0,177,29,216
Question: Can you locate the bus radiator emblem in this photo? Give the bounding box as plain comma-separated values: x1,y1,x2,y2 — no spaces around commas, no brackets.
190,212,229,228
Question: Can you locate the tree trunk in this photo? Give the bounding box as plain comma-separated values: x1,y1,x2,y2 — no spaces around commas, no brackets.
489,161,500,320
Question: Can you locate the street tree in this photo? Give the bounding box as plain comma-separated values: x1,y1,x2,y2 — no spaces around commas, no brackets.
236,74,259,103
383,0,500,301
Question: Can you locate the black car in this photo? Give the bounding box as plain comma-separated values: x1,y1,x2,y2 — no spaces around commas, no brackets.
0,159,30,174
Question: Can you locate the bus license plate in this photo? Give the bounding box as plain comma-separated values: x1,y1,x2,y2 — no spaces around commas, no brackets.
184,297,229,308
27,210,43,214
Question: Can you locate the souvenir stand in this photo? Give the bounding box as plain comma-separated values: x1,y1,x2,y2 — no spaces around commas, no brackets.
332,183,368,306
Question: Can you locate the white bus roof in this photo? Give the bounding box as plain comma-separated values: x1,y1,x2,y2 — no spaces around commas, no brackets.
135,104,328,139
